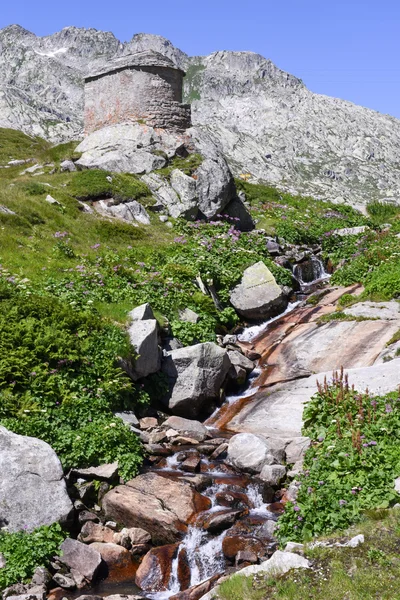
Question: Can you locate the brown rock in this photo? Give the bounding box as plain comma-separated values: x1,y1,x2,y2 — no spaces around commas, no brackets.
222,535,265,561
169,574,220,600
210,443,228,460
102,473,211,545
140,417,158,430
199,510,242,534
181,454,201,473
80,522,115,544
215,491,250,509
135,544,177,591
89,543,133,572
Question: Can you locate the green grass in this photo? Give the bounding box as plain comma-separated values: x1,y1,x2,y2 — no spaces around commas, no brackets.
218,509,400,600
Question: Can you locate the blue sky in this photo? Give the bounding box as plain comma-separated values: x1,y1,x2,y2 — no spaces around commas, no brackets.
2,0,400,118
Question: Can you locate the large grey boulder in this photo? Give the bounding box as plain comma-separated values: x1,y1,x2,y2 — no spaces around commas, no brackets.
227,432,285,474
0,426,73,532
230,261,288,321
59,538,103,581
162,342,231,418
188,127,236,219
142,172,198,220
126,319,161,380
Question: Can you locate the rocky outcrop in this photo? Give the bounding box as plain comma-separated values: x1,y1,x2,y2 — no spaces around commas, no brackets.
93,200,151,225
230,262,288,321
102,473,211,544
0,426,73,532
161,342,231,418
3,26,400,205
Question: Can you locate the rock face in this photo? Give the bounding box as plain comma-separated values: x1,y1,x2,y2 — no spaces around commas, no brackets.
3,26,400,205
102,473,211,544
0,426,73,532
230,262,288,321
77,123,235,221
162,342,231,418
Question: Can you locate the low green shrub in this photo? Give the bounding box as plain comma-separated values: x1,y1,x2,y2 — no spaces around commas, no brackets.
277,372,400,544
0,524,66,590
0,291,146,480
66,170,151,202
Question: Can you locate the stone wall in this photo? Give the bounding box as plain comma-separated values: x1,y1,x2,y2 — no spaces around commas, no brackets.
84,66,191,134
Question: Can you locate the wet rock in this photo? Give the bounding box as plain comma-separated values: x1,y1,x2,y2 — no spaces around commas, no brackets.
162,342,231,418
169,574,220,600
215,490,250,510
135,544,177,592
102,473,211,544
0,426,73,531
79,522,115,544
179,474,213,492
200,509,242,534
227,433,285,474
58,538,102,582
71,463,119,482
222,535,265,561
89,542,133,572
227,351,255,373
181,453,201,473
236,551,258,566
230,262,288,321
259,465,287,487
210,442,228,461
162,416,208,442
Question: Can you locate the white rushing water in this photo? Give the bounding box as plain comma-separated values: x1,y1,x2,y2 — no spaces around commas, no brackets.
237,301,301,343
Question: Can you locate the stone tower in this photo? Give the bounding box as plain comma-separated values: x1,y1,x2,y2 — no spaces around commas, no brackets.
84,50,191,135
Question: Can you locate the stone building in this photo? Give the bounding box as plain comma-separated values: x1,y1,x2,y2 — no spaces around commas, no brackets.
84,50,191,134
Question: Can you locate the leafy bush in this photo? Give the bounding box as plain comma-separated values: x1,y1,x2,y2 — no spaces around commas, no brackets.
0,524,66,590
0,291,146,479
277,371,400,544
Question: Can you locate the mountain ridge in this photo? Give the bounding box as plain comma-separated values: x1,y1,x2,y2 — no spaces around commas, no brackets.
1,24,400,205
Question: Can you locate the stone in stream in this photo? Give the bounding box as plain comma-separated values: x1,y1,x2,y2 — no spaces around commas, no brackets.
201,509,243,534
0,426,73,532
227,433,286,474
58,539,103,582
89,542,133,572
259,465,287,487
135,544,190,592
230,262,289,321
181,453,201,473
162,415,209,442
162,342,231,418
222,534,266,561
169,574,220,600
102,473,211,545
215,490,251,509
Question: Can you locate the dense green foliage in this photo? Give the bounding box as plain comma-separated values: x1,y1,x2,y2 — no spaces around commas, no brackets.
0,524,66,589
277,372,400,543
66,169,151,202
0,286,146,480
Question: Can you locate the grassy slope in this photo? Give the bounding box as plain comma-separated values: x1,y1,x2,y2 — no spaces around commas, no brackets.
218,509,400,600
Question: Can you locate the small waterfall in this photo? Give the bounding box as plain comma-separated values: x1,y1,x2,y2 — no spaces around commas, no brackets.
293,256,329,286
